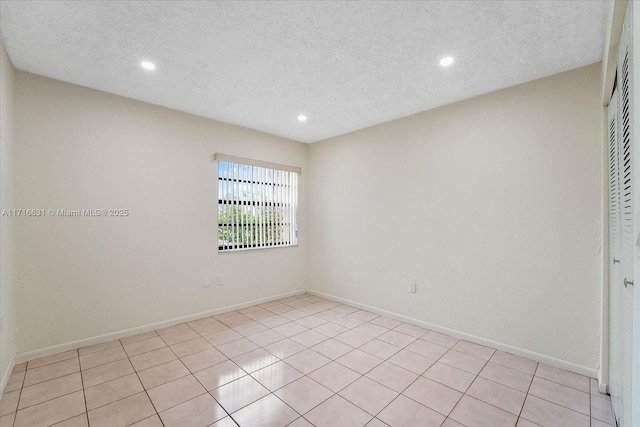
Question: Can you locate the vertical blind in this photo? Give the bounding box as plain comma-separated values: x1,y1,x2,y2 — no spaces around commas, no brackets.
215,154,300,252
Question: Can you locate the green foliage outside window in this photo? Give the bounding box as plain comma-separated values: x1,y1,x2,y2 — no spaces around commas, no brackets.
218,204,285,247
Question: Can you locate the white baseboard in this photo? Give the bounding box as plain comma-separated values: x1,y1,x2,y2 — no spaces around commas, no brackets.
308,289,598,379
0,353,16,396
599,380,608,394
17,289,307,363
15,287,599,380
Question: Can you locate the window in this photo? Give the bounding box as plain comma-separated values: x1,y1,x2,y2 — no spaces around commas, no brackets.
215,154,300,251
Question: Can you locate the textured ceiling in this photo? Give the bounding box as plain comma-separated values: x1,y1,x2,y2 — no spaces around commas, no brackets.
0,1,607,143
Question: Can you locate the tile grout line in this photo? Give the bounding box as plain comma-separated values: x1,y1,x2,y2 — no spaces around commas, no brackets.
356,333,457,427
523,372,605,423
223,303,378,424
119,314,256,422
77,351,90,427
4,294,609,427
181,302,311,424
154,316,479,426
249,300,327,427
10,353,82,427
344,329,457,424
12,307,481,425
159,319,235,424
122,336,167,427
433,347,495,424
10,364,25,427
515,356,539,426
77,338,162,425
11,300,329,425
154,313,278,424
222,301,322,426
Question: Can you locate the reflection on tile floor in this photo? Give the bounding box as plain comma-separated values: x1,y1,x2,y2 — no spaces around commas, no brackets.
0,293,616,427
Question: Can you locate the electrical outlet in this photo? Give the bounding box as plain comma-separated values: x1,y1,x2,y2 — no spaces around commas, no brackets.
203,276,210,288
409,282,416,293
217,274,224,285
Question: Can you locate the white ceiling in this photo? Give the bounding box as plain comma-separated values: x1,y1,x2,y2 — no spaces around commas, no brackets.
0,1,607,143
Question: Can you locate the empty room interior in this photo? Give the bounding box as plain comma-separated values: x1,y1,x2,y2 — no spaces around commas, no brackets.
0,1,639,427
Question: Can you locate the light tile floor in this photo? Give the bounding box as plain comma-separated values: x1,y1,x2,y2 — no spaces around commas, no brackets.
0,293,616,427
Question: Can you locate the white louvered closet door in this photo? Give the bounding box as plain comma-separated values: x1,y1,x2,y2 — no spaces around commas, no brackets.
609,4,634,426
608,87,623,425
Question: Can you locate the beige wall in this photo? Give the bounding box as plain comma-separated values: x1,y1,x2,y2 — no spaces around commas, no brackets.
308,63,603,372
10,62,604,376
0,44,17,387
14,72,308,356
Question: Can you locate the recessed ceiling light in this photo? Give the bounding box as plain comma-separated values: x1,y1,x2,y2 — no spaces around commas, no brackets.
140,61,156,70
439,56,454,67
297,115,307,122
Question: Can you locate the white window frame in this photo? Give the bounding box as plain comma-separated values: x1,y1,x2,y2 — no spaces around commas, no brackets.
215,153,300,252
